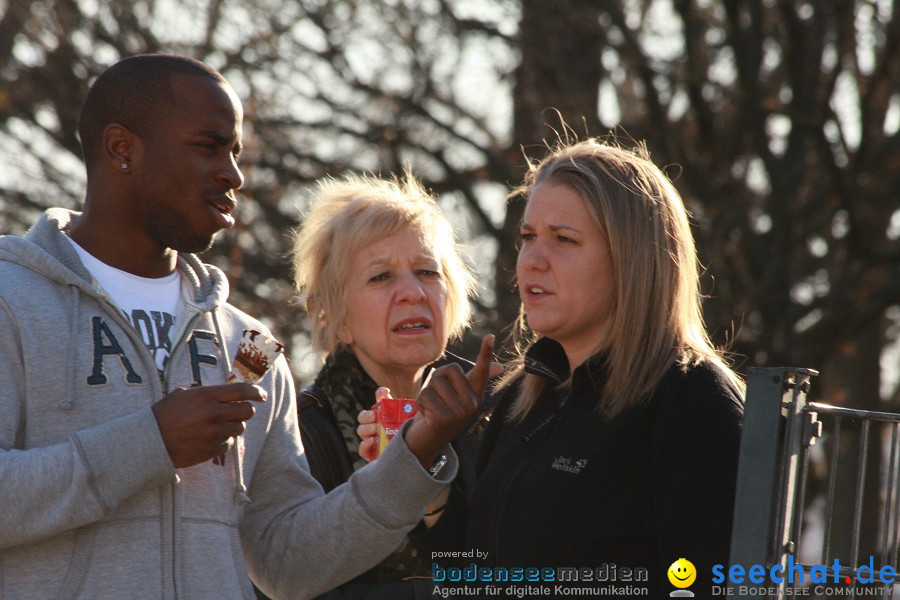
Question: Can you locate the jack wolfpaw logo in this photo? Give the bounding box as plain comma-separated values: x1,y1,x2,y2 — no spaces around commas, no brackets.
551,456,588,474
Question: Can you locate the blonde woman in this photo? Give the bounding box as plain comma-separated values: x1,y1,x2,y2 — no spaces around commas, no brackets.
387,138,744,598
286,173,496,600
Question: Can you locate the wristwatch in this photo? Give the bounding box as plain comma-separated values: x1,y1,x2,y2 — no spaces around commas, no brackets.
428,454,448,478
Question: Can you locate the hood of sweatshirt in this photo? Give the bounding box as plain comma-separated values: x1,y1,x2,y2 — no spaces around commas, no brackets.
0,207,230,311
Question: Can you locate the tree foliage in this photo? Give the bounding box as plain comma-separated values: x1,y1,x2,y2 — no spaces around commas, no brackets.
0,0,897,390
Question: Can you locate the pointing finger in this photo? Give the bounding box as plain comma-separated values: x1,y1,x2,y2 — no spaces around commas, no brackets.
465,334,497,397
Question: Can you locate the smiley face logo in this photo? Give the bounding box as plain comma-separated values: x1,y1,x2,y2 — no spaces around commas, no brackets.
668,558,696,589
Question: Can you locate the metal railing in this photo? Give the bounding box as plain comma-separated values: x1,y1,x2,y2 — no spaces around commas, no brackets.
728,367,900,600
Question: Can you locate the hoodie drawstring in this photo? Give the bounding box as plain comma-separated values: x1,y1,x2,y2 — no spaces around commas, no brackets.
58,286,81,410
212,309,251,506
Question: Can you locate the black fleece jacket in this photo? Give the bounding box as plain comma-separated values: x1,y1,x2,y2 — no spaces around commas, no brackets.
419,337,744,599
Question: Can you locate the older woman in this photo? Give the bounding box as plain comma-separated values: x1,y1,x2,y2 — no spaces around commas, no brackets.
402,138,745,599
288,173,480,599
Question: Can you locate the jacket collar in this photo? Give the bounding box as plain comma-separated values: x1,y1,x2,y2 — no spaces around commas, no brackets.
523,337,608,393
523,337,570,384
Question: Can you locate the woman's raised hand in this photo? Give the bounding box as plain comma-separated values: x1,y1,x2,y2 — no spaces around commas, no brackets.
356,335,502,466
404,334,501,469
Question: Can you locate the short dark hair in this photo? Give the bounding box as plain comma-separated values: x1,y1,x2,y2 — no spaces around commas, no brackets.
77,54,227,166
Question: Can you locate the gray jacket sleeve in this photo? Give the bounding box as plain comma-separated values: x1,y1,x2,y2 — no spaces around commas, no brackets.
240,360,456,600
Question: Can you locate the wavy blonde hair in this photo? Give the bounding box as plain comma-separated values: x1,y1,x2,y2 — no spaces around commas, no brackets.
498,138,743,420
292,173,475,357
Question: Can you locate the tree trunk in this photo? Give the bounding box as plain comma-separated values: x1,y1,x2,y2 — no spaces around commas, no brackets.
495,0,603,346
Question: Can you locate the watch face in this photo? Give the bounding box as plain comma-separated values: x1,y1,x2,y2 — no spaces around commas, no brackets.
429,454,448,477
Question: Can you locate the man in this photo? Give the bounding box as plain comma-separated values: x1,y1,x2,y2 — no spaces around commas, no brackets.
0,55,489,599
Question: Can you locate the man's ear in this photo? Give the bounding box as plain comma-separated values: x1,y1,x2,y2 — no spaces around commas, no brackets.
103,124,140,173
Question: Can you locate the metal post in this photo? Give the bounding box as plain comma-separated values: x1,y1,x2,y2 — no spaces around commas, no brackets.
728,367,818,600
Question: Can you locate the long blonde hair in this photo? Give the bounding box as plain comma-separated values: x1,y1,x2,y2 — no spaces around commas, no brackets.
497,138,743,420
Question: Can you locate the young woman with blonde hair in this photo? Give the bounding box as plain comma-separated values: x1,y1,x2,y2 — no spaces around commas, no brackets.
409,137,744,599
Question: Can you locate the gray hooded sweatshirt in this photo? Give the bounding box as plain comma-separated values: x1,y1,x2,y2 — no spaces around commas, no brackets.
0,209,456,600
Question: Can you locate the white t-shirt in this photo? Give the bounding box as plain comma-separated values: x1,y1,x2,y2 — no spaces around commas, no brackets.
65,235,181,374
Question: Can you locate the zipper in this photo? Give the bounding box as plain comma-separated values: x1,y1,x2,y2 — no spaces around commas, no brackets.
492,393,570,559
162,311,207,600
